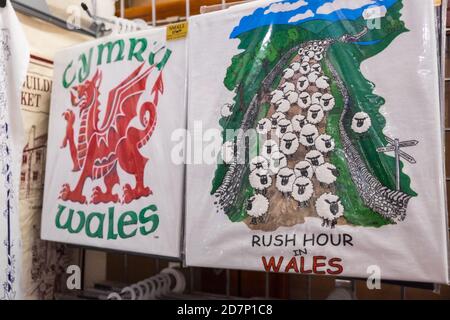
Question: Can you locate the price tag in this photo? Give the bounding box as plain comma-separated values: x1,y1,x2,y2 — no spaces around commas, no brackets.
167,22,188,41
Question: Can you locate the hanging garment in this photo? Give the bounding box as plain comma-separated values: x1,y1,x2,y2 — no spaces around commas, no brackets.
20,58,73,300
41,28,187,258
185,0,450,283
0,1,30,299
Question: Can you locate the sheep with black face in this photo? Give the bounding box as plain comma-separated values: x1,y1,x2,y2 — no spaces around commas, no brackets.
351,112,372,133
292,114,308,133
221,103,233,118
300,62,311,75
275,118,294,138
280,132,299,157
314,134,335,154
249,168,272,195
294,160,314,179
246,194,269,224
268,151,287,175
311,63,322,73
320,93,335,112
284,91,299,106
314,52,323,61
306,50,315,59
298,92,311,109
316,75,330,91
315,193,344,228
256,118,271,135
274,98,291,113
296,76,309,92
299,124,319,149
250,156,269,172
311,92,322,105
271,112,286,129
308,71,320,84
292,177,314,208
282,67,295,80
280,81,295,94
269,89,284,104
305,150,325,168
289,62,301,73
261,139,279,159
314,162,340,187
307,104,324,125
276,167,296,197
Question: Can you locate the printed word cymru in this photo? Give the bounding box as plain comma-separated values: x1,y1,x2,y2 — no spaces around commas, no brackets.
62,37,172,88
262,256,343,275
252,233,353,247
55,204,159,239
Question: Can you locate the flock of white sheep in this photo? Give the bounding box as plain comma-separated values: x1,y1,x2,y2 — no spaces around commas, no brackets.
221,40,372,229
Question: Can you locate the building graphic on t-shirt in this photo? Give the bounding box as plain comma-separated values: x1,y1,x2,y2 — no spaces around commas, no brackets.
20,125,47,199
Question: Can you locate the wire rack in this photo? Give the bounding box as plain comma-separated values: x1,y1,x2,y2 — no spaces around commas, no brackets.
13,0,450,300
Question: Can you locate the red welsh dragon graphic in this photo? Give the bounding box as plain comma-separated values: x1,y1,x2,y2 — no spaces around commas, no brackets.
60,64,164,204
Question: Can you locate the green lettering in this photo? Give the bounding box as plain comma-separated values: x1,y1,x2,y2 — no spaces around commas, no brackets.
86,212,105,239
149,48,172,70
78,48,93,83
63,61,76,88
107,207,118,240
97,40,125,65
157,49,172,70
55,205,85,234
139,205,159,236
118,211,138,239
128,38,147,62
55,204,67,228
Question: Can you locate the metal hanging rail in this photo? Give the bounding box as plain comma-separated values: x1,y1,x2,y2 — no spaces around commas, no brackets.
11,0,97,37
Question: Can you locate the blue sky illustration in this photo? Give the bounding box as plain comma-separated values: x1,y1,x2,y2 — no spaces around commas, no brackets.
231,0,399,38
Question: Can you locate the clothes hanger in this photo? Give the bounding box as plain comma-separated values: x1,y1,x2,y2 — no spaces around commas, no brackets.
138,281,151,300
81,1,148,36
155,273,172,299
0,0,7,9
159,270,186,300
160,273,171,296
107,292,122,300
152,274,165,299
145,277,158,300
131,283,144,300
120,286,136,300
161,267,186,294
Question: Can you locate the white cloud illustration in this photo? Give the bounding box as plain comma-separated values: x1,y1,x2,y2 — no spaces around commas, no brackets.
363,5,387,19
316,0,375,15
264,0,308,15
288,9,315,23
